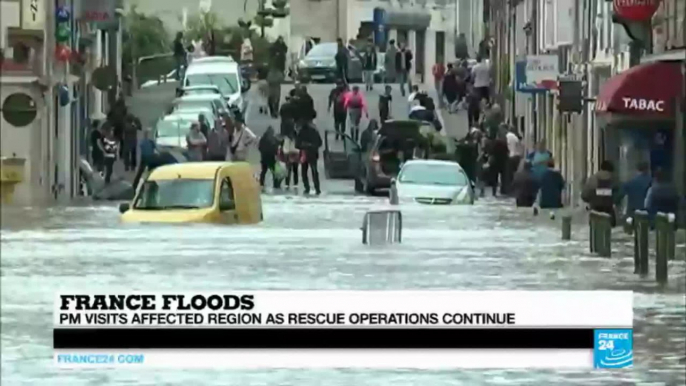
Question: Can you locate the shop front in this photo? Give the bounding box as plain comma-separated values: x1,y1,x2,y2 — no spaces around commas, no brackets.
595,60,684,185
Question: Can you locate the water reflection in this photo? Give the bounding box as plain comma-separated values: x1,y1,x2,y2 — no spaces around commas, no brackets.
1,194,684,384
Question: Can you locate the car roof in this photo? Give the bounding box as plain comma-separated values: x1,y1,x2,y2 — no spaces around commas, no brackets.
402,159,464,168
185,61,239,75
182,85,221,91
173,94,223,103
192,56,236,64
148,162,247,180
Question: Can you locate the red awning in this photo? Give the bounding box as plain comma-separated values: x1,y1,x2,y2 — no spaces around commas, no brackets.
595,61,683,118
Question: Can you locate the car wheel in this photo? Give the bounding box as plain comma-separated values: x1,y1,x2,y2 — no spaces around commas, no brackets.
354,178,363,193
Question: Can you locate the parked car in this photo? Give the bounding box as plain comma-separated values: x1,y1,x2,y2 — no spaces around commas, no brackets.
176,85,226,99
167,94,229,118
183,58,250,114
293,42,363,83
390,160,475,205
322,120,426,195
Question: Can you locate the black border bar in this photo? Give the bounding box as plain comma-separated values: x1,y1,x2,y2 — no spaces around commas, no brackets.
54,328,594,349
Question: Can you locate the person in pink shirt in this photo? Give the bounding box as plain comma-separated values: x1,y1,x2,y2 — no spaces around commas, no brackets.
343,85,369,142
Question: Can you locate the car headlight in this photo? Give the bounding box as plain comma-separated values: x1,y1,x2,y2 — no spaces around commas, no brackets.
298,60,307,68
453,187,472,204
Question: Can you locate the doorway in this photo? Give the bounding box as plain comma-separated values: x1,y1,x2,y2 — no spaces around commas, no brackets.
435,31,445,62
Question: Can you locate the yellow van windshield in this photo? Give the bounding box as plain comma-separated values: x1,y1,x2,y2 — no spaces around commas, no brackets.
134,179,215,210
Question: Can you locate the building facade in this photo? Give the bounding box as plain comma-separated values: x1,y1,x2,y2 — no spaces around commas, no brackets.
1,0,123,205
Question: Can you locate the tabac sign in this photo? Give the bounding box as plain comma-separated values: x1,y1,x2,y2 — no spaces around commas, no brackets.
613,0,662,22
21,0,46,30
79,0,118,30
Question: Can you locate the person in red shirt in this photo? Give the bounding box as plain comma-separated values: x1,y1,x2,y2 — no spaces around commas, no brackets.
432,59,446,108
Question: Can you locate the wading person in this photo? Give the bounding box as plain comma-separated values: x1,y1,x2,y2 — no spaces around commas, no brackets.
512,161,539,207
258,126,281,191
537,159,565,212
206,119,230,161
296,121,322,195
582,160,619,227
344,85,368,142
328,80,349,141
616,162,652,222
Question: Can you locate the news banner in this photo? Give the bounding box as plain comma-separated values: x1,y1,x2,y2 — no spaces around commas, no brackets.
54,291,634,369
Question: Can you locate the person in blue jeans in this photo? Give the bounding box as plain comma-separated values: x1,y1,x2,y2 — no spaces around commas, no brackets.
615,162,652,222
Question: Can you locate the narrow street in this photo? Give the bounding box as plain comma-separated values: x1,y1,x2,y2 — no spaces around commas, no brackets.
1,81,684,385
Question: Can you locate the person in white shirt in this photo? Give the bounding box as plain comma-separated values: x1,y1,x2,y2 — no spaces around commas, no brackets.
505,125,524,194
471,55,491,102
228,115,257,162
407,85,419,114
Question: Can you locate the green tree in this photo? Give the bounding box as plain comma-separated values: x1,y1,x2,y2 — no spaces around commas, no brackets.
184,10,221,42
122,5,169,76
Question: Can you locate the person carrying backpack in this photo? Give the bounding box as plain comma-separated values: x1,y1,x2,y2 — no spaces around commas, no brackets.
344,85,368,142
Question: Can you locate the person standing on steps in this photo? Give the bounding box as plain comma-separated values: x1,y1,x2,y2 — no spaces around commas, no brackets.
385,39,397,84
378,84,393,123
296,122,323,195
395,42,413,97
344,85,369,142
328,80,349,141
361,38,377,91
335,38,350,85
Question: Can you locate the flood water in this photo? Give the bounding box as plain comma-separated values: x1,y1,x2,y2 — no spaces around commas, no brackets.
1,191,685,385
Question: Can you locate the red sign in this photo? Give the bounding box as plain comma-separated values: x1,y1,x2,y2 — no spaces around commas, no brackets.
82,11,110,22
613,0,662,22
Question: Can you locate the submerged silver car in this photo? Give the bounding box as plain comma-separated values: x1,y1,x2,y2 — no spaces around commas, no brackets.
391,160,475,205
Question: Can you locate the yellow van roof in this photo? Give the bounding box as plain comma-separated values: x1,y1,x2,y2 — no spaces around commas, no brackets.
148,162,249,180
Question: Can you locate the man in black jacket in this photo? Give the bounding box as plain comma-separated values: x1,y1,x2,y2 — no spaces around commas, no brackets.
328,81,348,140
279,89,297,137
335,38,349,85
296,122,322,195
270,36,288,73
395,42,413,96
295,85,316,128
361,39,377,91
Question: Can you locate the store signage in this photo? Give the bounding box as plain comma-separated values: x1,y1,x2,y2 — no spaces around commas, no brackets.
613,0,662,22
79,0,117,29
622,97,665,112
22,0,46,30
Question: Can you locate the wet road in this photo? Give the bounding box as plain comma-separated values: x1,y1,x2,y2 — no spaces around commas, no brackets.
2,83,685,385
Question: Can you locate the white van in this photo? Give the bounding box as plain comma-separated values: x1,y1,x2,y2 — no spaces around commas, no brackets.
182,59,249,115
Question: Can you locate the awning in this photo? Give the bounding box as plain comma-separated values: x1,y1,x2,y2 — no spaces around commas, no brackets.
595,61,683,118
382,9,431,30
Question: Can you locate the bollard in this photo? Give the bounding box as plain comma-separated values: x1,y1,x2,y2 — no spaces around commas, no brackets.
590,211,612,257
589,212,596,253
389,185,399,205
633,211,650,276
655,212,675,285
561,215,572,240
362,210,402,245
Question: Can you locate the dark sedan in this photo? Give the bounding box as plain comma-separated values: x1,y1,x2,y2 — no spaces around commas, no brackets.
294,43,362,83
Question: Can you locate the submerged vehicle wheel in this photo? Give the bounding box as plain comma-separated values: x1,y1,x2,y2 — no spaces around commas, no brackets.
79,172,91,196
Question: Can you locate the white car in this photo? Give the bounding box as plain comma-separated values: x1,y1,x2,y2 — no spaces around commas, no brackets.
391,160,474,205
168,94,228,118
183,59,248,114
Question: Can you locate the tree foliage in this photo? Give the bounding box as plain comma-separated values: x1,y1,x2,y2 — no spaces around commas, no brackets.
122,5,169,68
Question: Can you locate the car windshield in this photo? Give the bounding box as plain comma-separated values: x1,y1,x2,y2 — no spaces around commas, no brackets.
306,44,337,58
134,179,215,210
173,100,215,112
155,119,192,138
185,73,238,95
398,164,469,186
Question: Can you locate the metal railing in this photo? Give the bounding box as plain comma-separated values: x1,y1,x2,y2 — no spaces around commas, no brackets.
361,210,402,245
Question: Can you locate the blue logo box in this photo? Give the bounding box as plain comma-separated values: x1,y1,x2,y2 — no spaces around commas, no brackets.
594,329,633,369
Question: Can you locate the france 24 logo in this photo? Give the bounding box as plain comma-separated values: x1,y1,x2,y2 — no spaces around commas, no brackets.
594,329,633,369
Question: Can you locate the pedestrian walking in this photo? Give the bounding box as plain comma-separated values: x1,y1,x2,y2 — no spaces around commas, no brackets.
432,59,446,108
395,42,413,96
228,113,257,162
344,85,369,142
90,120,105,172
108,95,127,156
378,84,393,123
206,119,230,161
491,130,509,195
280,124,300,190
280,89,297,136
505,125,524,194
360,119,379,153
267,67,284,118
295,85,316,130
582,160,619,227
328,80,349,141
173,32,186,80
270,36,288,73
467,86,482,127
335,38,350,85
537,158,565,211
102,129,119,184
296,122,323,195
442,65,459,113
121,113,140,172
256,68,269,115
258,126,281,190
512,161,539,207
186,122,207,161
472,55,491,102
361,39,377,91
616,162,652,222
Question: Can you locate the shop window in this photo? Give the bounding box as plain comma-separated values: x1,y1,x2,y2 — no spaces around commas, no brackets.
1,93,38,127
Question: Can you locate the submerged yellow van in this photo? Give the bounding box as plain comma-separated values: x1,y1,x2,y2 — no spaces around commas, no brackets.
119,162,262,225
